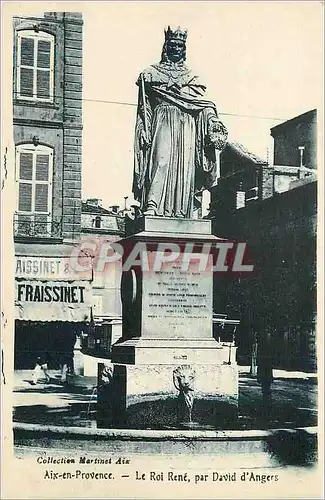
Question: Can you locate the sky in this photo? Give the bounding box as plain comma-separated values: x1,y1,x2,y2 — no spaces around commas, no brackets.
4,1,324,210
80,1,323,209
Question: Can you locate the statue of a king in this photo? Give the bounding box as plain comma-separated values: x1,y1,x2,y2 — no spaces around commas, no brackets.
133,26,228,218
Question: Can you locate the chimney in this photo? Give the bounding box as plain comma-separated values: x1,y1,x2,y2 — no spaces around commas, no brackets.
259,165,274,199
87,198,102,207
236,182,245,209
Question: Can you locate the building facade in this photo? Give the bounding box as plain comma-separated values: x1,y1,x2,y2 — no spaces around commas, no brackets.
210,110,317,372
270,109,317,195
13,12,91,370
13,11,83,240
271,109,317,171
79,199,125,373
209,141,268,216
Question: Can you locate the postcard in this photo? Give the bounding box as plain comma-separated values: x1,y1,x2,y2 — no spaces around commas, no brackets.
1,1,323,498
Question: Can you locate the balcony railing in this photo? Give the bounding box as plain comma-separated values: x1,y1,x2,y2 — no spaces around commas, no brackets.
14,214,62,239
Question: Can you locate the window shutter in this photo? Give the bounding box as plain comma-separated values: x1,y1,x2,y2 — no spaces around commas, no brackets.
19,37,34,97
19,152,33,180
36,70,50,98
37,40,51,68
35,184,49,212
20,68,34,97
20,37,34,66
36,39,51,98
18,183,32,211
36,154,50,181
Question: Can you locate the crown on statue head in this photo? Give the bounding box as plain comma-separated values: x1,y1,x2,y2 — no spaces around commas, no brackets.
164,25,188,42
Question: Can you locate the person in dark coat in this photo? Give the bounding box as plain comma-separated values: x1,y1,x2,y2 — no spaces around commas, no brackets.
257,345,273,416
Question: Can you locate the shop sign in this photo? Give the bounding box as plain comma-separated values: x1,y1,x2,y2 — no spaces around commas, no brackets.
15,280,92,322
15,256,92,281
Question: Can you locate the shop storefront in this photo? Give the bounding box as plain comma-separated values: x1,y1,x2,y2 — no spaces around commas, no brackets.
14,243,93,370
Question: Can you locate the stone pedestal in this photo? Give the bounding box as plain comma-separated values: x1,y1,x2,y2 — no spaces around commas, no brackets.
100,216,238,429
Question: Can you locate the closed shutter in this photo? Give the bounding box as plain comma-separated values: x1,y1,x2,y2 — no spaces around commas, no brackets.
18,183,32,211
17,152,33,212
20,37,34,65
37,40,51,98
35,150,52,213
36,154,49,181
20,68,34,97
19,152,33,180
35,184,49,212
37,71,50,98
37,40,51,68
19,37,34,97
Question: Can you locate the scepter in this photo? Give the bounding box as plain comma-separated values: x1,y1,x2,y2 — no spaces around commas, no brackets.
140,73,149,145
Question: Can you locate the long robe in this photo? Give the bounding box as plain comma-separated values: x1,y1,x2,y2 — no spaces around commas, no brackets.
133,61,226,218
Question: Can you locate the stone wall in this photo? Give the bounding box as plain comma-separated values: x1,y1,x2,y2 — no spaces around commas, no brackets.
62,14,83,240
81,213,121,232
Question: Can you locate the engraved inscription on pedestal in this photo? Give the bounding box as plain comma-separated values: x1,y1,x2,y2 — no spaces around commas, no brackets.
142,256,213,339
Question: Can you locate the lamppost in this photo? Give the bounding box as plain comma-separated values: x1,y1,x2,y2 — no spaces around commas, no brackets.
298,146,305,179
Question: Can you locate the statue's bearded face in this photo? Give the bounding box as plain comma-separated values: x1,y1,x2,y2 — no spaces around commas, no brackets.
167,38,185,62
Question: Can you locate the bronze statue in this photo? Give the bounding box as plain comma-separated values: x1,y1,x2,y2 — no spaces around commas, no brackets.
133,26,228,218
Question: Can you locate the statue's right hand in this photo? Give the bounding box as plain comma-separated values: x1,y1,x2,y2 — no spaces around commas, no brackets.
141,71,152,83
139,130,151,149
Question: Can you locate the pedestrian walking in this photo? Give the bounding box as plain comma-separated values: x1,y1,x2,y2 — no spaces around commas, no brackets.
60,353,74,384
32,352,51,385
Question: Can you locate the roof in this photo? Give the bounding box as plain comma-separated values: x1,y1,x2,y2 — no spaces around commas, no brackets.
82,202,116,215
14,242,90,257
223,141,267,165
271,109,317,135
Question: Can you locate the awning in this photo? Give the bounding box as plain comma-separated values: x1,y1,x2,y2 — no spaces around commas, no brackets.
15,242,81,256
15,280,92,322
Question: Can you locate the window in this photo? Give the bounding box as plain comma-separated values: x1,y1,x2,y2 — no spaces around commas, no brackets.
16,30,54,102
94,216,102,228
15,144,54,236
245,186,259,203
236,188,245,209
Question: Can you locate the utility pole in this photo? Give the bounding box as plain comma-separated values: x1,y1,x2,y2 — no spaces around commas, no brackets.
250,330,258,377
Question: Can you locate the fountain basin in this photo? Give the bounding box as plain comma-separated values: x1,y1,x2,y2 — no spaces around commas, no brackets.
13,422,317,467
